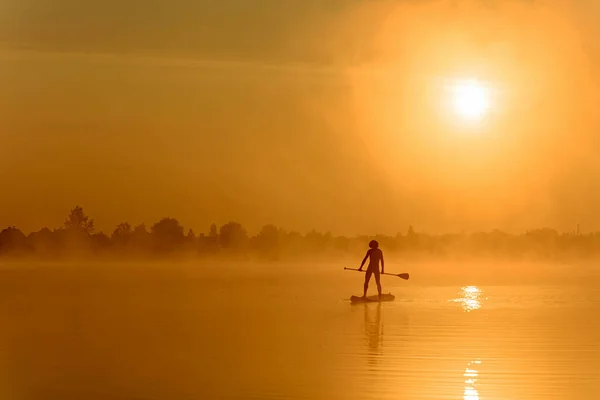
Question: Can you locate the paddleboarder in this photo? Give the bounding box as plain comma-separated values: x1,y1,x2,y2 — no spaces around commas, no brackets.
358,240,384,299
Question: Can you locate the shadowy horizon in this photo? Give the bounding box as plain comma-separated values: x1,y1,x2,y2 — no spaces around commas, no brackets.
2,206,600,263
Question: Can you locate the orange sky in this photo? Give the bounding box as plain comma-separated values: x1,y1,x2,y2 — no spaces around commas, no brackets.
1,0,600,235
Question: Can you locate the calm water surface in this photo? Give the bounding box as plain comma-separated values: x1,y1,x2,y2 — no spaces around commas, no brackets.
0,264,598,399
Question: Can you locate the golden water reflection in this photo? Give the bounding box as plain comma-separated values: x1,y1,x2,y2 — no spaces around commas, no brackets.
364,303,383,369
452,286,486,312
464,359,481,400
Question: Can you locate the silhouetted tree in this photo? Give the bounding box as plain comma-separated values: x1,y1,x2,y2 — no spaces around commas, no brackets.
151,218,185,253
305,230,331,253
64,206,94,235
28,227,56,257
256,224,279,248
133,223,148,236
280,230,303,256
0,227,28,255
186,229,196,242
91,232,111,253
405,225,419,250
253,224,280,259
112,222,132,240
184,228,197,252
203,223,219,253
130,223,151,253
524,228,559,258
209,223,218,238
111,222,132,249
219,222,247,250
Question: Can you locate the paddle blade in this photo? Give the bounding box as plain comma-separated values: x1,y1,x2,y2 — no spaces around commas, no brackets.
398,273,410,280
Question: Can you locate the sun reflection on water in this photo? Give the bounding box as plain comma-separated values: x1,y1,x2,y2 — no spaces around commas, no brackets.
451,286,486,312
464,360,481,400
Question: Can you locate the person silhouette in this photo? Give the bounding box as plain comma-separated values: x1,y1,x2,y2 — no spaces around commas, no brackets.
358,240,384,299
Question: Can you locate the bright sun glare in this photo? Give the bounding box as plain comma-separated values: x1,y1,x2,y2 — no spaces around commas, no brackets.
451,79,490,121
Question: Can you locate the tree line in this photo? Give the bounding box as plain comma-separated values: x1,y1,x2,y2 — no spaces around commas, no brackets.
0,206,598,261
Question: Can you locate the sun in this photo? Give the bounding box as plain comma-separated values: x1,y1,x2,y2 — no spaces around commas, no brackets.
451,79,490,121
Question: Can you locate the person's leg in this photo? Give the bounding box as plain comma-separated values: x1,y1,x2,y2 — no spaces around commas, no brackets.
363,270,373,297
374,269,382,298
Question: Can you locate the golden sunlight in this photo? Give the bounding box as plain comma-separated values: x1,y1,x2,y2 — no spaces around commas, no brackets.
451,286,486,312
451,79,490,122
464,360,482,400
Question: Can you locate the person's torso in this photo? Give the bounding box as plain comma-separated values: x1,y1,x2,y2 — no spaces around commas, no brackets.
368,248,382,266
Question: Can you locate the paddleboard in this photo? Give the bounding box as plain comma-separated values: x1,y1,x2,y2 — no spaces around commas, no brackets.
350,293,395,304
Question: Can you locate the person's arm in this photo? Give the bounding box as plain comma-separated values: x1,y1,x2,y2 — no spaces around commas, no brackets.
381,251,385,274
359,250,370,271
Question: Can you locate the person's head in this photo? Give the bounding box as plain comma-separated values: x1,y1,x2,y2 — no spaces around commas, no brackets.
369,240,379,249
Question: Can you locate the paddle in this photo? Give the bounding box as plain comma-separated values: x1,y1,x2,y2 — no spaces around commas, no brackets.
344,267,410,280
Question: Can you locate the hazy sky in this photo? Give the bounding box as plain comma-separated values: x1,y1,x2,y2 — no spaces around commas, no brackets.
2,0,600,235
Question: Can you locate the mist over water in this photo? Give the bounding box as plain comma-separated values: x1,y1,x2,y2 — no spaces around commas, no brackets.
0,261,598,399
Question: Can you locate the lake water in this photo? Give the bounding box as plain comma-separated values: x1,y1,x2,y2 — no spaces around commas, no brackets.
0,262,598,399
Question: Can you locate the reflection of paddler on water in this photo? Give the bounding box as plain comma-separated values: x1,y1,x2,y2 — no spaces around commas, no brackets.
359,240,384,299
364,303,383,358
